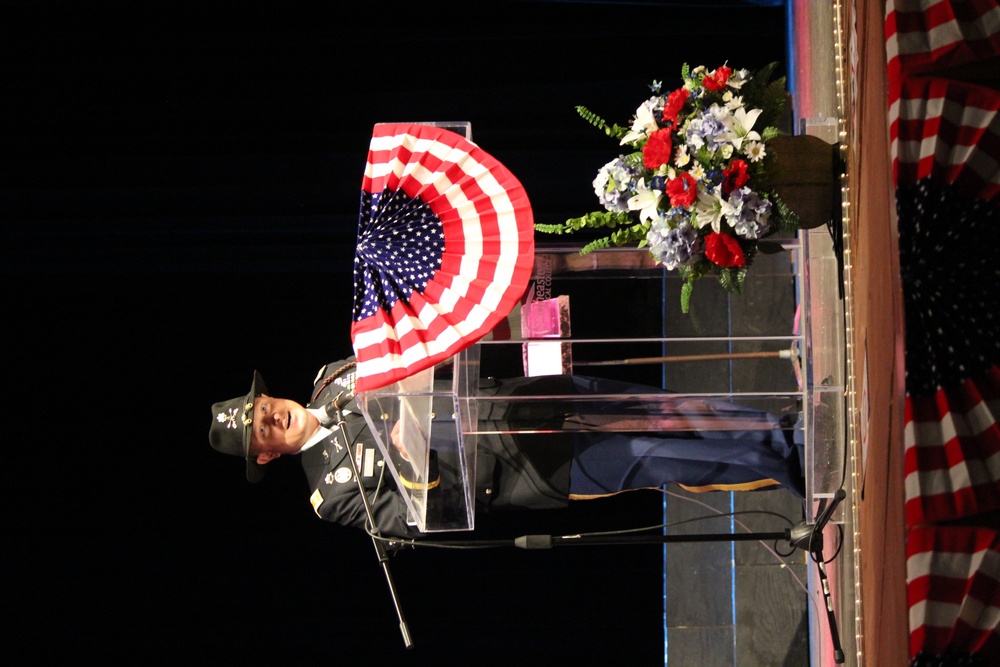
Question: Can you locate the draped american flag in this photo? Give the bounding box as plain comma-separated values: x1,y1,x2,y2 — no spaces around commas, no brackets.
351,123,534,393
887,1,1000,663
888,0,1000,525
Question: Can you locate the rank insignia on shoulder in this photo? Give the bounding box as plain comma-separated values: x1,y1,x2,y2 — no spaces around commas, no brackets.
310,489,324,515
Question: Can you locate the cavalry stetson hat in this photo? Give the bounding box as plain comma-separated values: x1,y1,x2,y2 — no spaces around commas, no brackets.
209,371,269,483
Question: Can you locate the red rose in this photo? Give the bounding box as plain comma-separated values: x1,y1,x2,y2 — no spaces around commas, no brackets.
702,66,733,92
704,232,745,267
642,128,673,170
665,172,698,208
661,88,689,126
721,159,749,197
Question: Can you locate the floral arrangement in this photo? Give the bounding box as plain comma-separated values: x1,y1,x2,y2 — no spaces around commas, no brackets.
536,63,800,312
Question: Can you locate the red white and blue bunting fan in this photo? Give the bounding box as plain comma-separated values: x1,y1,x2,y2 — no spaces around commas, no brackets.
351,123,535,393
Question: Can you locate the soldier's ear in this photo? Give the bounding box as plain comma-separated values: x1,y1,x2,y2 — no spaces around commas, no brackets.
256,451,281,464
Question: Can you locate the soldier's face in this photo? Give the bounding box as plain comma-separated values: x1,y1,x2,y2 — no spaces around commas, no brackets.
249,395,318,456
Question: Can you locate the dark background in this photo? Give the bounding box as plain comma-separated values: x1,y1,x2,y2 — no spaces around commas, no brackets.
4,1,787,662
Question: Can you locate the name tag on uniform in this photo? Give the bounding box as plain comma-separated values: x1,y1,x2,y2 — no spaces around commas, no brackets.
355,444,376,478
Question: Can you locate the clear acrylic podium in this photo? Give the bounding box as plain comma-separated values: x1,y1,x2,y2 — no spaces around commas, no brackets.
355,350,482,534
356,229,844,534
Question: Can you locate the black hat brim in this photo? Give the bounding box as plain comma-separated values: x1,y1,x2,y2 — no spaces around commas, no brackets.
244,371,269,483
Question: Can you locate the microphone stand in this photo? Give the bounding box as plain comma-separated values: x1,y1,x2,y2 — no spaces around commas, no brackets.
797,488,847,664
335,397,414,649
402,488,848,664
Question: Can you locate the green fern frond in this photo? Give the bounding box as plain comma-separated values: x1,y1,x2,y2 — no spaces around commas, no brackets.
537,212,650,256
718,268,735,293
754,62,777,88
771,194,803,232
717,267,747,295
580,237,613,255
576,105,609,130
760,126,783,142
535,210,634,238
576,106,629,141
622,152,644,169
534,222,573,235
610,222,649,247
680,280,693,314
734,267,747,292
758,77,788,128
741,63,785,129
572,210,634,231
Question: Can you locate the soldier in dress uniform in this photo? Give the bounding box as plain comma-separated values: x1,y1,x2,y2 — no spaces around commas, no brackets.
209,356,805,539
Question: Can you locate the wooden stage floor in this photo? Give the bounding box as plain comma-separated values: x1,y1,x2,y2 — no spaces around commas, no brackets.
794,0,910,665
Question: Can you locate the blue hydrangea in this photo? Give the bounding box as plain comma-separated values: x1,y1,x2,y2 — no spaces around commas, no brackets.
647,216,703,270
684,105,728,153
727,187,773,239
593,157,641,212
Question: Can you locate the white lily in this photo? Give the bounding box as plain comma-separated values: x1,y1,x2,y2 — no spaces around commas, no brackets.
620,98,660,146
721,106,763,150
627,179,664,223
695,190,725,233
727,69,750,89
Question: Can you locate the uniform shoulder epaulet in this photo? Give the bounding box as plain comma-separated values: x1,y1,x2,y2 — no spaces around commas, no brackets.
310,488,325,517
313,364,329,387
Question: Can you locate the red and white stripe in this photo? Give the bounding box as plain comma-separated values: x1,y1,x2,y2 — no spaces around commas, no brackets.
907,525,1000,661
886,1,1000,202
353,123,534,392
890,76,1000,201
887,0,1000,85
905,367,1000,525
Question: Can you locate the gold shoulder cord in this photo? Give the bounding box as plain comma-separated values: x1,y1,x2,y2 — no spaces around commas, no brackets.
312,360,357,402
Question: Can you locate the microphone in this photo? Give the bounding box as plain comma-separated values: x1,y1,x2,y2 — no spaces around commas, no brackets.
333,389,356,410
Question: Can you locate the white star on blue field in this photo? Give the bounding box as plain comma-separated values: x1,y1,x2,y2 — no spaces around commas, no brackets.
898,178,1000,396
354,188,446,321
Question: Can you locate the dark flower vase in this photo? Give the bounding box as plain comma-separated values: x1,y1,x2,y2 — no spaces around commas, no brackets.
767,134,839,230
